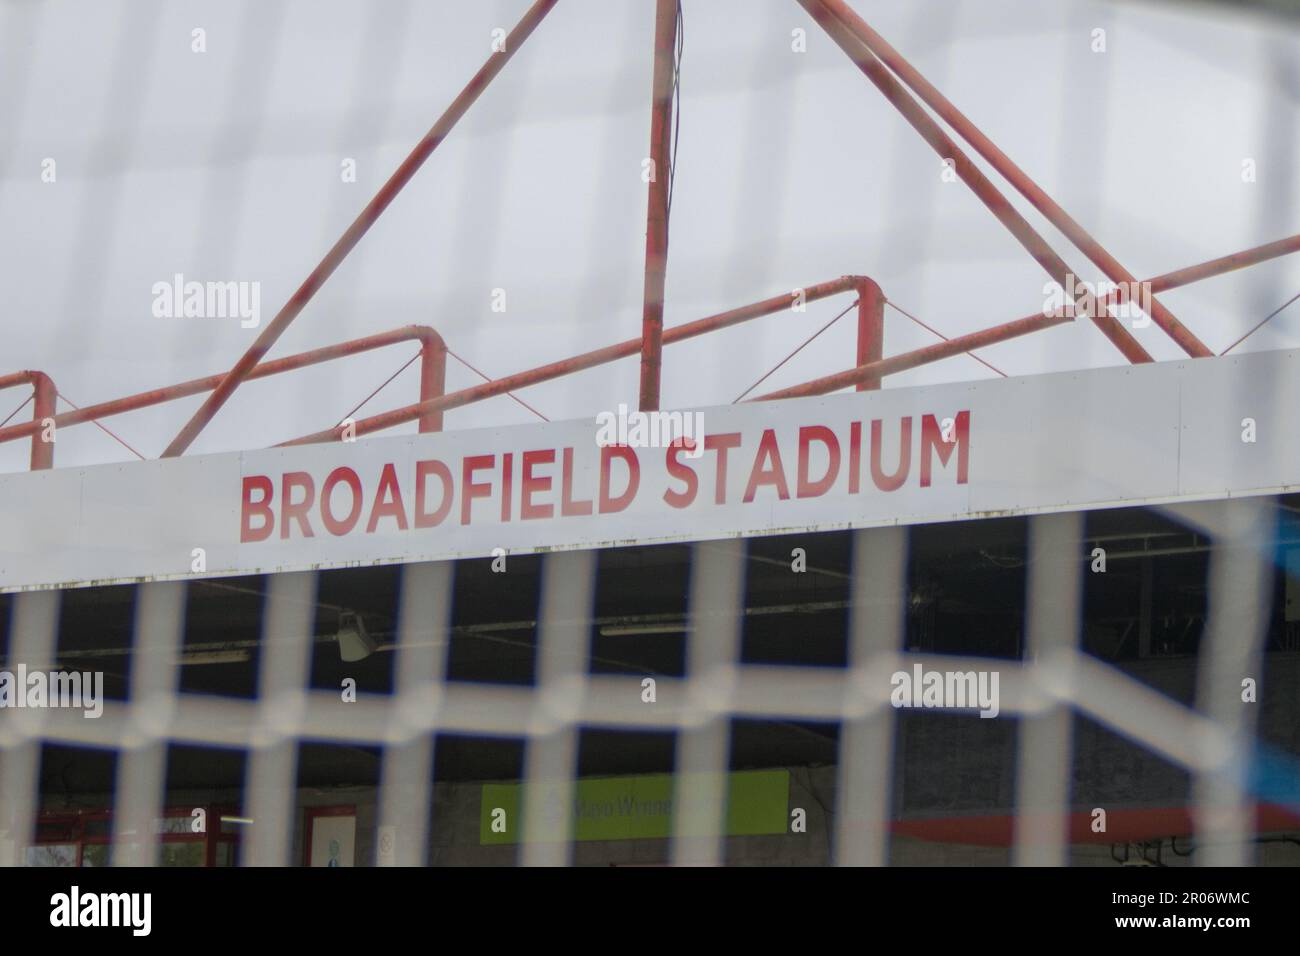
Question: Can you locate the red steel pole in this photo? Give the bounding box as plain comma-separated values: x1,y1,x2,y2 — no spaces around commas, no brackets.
757,313,1067,400
798,0,1151,365
1146,233,1300,293
159,0,560,459
0,326,443,447
855,278,884,391
811,0,1213,360
0,371,56,470
278,229,1299,445
30,373,55,471
753,235,1300,400
638,0,678,412
3,233,1292,455
418,332,448,433
281,276,861,445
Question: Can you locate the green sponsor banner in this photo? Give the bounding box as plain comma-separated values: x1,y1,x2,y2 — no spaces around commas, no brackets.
480,769,789,844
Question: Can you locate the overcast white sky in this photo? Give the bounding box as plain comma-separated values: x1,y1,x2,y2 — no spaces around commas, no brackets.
0,0,1296,473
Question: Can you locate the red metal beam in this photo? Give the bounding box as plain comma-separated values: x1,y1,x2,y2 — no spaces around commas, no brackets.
278,232,1298,446
798,0,1152,365
758,311,1069,400
4,221,1291,462
812,0,1213,360
280,276,862,446
159,0,560,459
855,278,884,391
638,0,678,412
0,326,445,448
0,371,56,470
417,333,448,434
893,804,1300,847
1148,233,1300,293
753,234,1300,400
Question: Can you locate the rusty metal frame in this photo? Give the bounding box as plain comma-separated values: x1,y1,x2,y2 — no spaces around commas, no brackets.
267,235,1296,445
637,0,679,412
754,235,1300,401
2,2,1297,470
0,328,447,467
800,0,1157,364
0,371,56,471
278,276,874,446
804,0,1213,359
158,0,560,459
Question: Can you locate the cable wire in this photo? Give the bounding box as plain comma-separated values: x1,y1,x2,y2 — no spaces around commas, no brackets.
335,351,422,427
55,391,145,461
445,348,550,422
884,298,1008,377
0,394,33,430
666,0,683,221
1220,287,1300,355
733,299,858,403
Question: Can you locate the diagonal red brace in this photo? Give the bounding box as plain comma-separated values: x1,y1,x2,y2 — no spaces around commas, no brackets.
159,0,560,458
638,0,678,412
752,235,1300,401
799,0,1152,365
0,371,56,470
812,0,1212,360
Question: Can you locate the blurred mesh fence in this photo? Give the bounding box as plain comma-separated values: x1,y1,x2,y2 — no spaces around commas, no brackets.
0,0,1297,867
0,495,1288,866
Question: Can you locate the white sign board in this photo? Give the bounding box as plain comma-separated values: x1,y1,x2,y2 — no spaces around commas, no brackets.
1,351,1297,593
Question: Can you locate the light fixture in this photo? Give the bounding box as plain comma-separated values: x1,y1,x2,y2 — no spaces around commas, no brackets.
337,613,376,662
179,649,251,666
599,623,689,636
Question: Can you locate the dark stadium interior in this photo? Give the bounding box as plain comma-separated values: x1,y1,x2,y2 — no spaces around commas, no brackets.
6,495,1300,823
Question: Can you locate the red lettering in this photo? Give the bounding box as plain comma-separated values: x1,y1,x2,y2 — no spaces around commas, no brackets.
415,460,453,528
663,440,698,509
704,433,742,505
366,463,409,532
920,411,970,486
871,418,911,492
600,445,640,513
520,450,554,520
561,447,593,517
281,472,315,539
742,429,790,503
321,467,363,535
240,475,274,543
461,455,496,525
848,421,861,494
501,452,514,522
796,425,840,498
